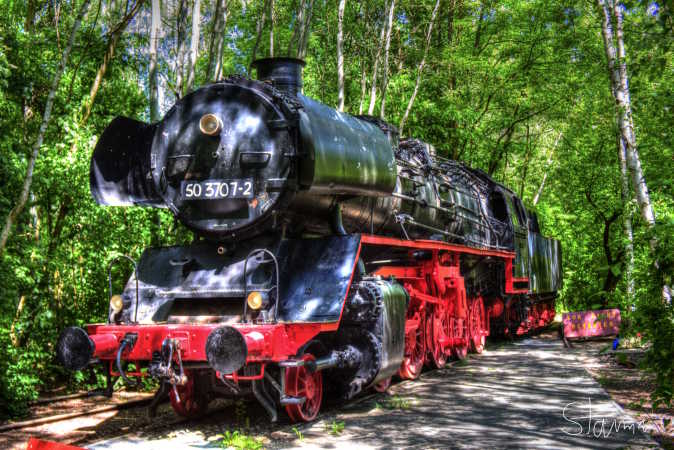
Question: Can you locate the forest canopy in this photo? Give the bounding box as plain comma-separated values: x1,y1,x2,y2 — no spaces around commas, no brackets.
0,0,672,417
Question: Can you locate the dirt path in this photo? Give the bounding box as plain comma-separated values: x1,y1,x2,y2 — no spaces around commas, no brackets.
85,334,656,449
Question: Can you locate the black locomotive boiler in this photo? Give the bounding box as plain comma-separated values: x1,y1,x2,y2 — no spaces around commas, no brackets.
57,58,561,422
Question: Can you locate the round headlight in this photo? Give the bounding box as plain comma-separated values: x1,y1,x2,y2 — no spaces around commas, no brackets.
247,291,263,310
110,295,124,314
199,113,222,136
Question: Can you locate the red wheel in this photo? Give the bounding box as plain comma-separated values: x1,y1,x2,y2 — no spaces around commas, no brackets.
451,317,469,360
398,311,425,379
469,297,486,354
169,371,209,418
373,377,391,393
284,354,323,422
428,305,449,368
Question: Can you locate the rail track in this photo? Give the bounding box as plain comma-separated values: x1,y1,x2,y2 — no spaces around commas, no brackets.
0,397,154,433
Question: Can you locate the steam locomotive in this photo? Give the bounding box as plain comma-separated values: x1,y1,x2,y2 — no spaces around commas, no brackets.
57,58,561,422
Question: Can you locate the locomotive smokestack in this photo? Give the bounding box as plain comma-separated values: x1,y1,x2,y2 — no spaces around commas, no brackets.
251,57,305,95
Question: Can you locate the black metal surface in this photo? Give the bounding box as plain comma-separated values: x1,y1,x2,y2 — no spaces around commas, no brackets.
205,326,248,374
150,78,298,240
276,235,361,323
251,57,305,95
116,236,280,324
297,94,397,196
90,117,162,207
56,326,94,371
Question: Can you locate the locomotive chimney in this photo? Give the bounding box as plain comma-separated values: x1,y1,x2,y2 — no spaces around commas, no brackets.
251,57,305,96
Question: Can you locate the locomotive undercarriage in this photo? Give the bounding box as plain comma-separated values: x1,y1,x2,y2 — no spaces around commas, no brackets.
57,234,555,423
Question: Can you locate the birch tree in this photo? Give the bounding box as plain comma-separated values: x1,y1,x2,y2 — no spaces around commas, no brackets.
367,1,389,116
174,0,190,97
296,0,314,59
379,0,395,118
399,0,440,135
269,0,275,57
184,0,201,94
207,0,228,81
251,0,268,63
149,0,162,121
597,0,655,227
597,0,670,301
618,135,635,302
336,0,346,111
82,0,145,124
532,131,562,206
0,0,92,257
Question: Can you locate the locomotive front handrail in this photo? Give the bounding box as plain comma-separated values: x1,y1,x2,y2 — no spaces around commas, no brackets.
107,255,139,324
242,249,280,323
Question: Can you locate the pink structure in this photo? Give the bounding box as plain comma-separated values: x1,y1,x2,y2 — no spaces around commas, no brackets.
562,309,621,338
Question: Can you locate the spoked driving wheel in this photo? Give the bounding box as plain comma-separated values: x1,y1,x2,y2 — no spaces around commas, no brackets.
398,310,425,379
169,370,209,418
284,353,323,422
451,317,469,360
428,304,450,368
469,297,486,354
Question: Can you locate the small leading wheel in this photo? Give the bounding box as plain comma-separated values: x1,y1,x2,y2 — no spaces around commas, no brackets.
398,311,425,379
284,353,323,422
169,370,209,418
373,377,392,393
451,317,469,360
469,297,486,354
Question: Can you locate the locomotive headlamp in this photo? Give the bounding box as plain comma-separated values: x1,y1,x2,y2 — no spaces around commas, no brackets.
199,113,222,136
110,295,124,314
247,291,264,310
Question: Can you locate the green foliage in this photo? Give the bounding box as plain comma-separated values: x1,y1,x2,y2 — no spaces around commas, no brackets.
216,430,265,450
375,394,412,410
325,420,345,436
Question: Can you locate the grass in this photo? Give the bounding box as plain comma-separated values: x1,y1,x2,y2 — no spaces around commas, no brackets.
375,395,412,410
324,420,345,435
216,430,264,450
291,426,304,441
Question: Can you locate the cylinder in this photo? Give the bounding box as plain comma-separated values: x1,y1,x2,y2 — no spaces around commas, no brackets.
91,334,119,358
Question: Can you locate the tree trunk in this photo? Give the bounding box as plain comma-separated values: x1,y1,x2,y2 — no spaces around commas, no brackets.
399,0,440,135
184,0,201,94
598,0,655,227
618,134,635,303
367,1,389,116
287,0,305,56
336,0,346,111
358,58,367,115
0,0,91,258
296,0,314,59
174,0,189,98
207,0,228,81
379,0,395,118
250,0,269,64
532,131,562,207
149,0,162,121
269,0,274,57
598,0,670,302
82,0,145,124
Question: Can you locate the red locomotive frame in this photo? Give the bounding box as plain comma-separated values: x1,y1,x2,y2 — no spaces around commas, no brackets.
80,234,555,421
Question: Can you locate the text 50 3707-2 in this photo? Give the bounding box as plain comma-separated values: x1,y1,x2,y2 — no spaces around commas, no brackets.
181,179,254,200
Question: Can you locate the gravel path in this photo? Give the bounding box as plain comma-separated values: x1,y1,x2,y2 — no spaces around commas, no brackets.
86,334,656,449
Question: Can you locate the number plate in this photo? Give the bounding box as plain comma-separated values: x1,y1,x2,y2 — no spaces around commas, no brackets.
180,179,254,199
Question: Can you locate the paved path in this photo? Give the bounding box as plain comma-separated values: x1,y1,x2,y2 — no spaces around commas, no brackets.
89,335,656,449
